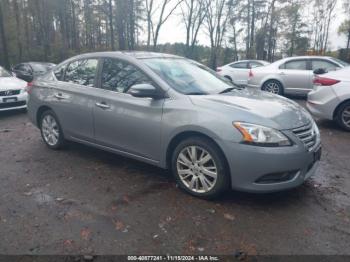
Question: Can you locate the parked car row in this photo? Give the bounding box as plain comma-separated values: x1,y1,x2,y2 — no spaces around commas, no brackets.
0,62,55,112
218,56,350,131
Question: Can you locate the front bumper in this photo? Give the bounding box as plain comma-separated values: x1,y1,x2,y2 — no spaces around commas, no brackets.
217,138,321,193
0,91,28,112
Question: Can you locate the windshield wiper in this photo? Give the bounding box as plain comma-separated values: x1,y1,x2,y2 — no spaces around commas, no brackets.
186,92,206,95
219,87,237,94
219,85,245,94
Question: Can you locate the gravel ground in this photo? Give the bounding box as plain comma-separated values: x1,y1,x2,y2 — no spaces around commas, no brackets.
0,99,349,256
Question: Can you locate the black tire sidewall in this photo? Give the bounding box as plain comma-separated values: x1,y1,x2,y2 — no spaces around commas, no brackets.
262,80,283,95
171,137,230,199
336,102,350,132
40,110,65,149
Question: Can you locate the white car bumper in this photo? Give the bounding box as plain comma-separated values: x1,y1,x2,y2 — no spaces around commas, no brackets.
0,91,28,112
307,86,340,120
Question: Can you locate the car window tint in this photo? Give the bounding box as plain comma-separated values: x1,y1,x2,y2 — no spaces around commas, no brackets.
249,62,263,68
101,58,151,93
65,59,98,87
54,65,66,81
230,62,248,69
284,60,307,70
312,60,338,71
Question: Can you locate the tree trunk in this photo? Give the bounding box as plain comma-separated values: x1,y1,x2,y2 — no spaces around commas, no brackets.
0,1,10,69
108,0,115,50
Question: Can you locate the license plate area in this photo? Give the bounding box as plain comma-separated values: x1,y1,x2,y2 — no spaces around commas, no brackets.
3,97,17,103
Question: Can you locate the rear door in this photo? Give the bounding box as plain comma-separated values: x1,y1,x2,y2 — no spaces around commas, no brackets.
278,59,312,93
93,57,164,161
50,58,99,141
229,62,249,85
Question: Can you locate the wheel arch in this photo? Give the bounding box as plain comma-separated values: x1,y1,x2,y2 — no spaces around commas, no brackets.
333,99,350,120
261,78,284,90
165,131,230,176
36,105,53,127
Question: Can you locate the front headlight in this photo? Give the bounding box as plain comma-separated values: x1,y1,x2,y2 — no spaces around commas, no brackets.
233,122,292,147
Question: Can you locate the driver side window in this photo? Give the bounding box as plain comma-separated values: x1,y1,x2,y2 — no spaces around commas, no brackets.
101,58,151,93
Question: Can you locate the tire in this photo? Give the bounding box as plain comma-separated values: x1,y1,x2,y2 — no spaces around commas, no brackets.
335,101,350,132
262,80,284,95
39,110,66,149
171,136,230,199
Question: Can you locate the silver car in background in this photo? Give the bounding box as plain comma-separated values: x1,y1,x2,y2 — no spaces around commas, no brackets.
248,56,348,95
217,60,270,86
307,66,350,131
27,52,321,199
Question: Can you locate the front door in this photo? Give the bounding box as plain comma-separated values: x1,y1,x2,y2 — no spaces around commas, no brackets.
93,58,164,161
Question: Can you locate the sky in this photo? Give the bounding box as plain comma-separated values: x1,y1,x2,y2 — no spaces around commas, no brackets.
148,0,348,51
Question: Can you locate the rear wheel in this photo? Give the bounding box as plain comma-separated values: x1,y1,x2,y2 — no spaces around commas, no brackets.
40,110,66,149
335,102,350,131
262,80,283,95
171,137,230,199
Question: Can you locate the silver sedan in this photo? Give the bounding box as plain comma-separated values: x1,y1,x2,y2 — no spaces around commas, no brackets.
248,56,348,95
27,52,321,199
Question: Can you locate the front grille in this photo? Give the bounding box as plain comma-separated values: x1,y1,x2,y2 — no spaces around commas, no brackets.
0,101,26,109
0,90,21,96
292,122,317,151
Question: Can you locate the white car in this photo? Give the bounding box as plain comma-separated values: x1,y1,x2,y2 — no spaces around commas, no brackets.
217,60,270,86
307,66,350,131
0,66,28,112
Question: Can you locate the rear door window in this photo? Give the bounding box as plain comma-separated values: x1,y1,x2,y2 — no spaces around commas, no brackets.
249,61,263,68
230,62,248,69
284,60,307,70
100,58,152,93
54,65,66,81
64,59,99,87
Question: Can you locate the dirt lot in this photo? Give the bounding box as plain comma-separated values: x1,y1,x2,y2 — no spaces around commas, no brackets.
0,99,349,256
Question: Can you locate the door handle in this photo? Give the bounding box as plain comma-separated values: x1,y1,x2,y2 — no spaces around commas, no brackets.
54,93,67,100
95,102,111,110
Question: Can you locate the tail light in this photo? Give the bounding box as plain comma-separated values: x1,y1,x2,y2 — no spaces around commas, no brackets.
249,69,254,78
26,82,34,94
216,67,222,73
313,76,340,86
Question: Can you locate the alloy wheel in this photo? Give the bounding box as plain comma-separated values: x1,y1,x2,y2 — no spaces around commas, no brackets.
41,115,60,146
342,106,350,129
176,146,218,193
264,82,281,94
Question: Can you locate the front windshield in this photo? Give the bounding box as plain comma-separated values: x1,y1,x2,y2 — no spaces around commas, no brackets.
143,58,234,95
0,67,11,77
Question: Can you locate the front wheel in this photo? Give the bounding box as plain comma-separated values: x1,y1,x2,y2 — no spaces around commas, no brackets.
262,80,283,95
40,110,66,149
171,137,230,199
335,102,350,131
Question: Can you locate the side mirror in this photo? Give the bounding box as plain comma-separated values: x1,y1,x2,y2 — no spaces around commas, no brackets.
129,84,164,99
313,68,328,75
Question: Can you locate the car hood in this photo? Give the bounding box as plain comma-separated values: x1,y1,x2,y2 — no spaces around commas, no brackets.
0,77,27,90
190,88,313,130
